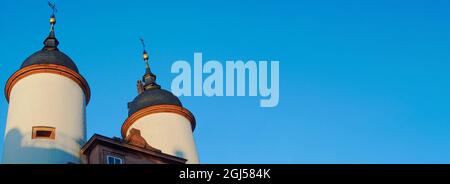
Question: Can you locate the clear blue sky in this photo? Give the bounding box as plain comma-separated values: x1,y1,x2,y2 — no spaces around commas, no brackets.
1,0,450,163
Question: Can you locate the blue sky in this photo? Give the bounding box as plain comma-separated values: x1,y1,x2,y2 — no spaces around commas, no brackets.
1,0,450,163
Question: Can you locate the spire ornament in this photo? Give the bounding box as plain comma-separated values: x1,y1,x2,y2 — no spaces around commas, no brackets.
140,38,150,70
137,38,160,92
43,1,59,50
48,1,57,31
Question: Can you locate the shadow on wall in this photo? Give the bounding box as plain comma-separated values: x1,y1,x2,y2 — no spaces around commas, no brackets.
2,128,79,164
175,150,185,159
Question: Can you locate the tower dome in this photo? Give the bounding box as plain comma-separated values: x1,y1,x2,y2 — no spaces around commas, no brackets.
121,39,199,163
21,50,79,73
2,3,89,164
128,88,182,116
21,11,79,73
126,40,183,116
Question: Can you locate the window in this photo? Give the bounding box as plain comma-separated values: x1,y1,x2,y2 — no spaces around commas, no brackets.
106,155,123,164
32,126,56,140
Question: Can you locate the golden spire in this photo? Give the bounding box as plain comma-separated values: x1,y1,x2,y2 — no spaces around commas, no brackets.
138,38,160,91
143,50,149,62
140,38,150,67
43,1,59,50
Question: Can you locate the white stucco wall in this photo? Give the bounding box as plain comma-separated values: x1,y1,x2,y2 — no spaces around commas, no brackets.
2,73,86,164
127,113,199,164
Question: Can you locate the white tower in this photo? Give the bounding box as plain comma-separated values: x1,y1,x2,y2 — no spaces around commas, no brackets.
2,6,90,164
121,41,199,164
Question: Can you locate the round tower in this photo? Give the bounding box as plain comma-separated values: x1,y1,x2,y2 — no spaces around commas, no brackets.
121,41,199,164
2,5,90,164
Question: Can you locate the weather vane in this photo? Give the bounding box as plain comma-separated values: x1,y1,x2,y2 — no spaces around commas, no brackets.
48,1,57,31
48,1,57,14
140,38,149,62
140,38,146,51
48,1,58,17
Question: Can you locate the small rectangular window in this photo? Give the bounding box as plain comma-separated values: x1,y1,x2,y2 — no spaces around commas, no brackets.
32,126,56,140
106,155,123,164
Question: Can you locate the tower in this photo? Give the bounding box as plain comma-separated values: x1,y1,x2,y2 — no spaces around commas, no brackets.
121,40,199,164
2,4,90,164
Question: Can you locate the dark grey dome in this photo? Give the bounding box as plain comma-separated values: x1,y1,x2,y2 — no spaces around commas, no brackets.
128,88,182,116
21,50,79,73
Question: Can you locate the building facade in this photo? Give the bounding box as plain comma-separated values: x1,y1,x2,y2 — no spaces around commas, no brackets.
2,7,199,164
81,129,186,164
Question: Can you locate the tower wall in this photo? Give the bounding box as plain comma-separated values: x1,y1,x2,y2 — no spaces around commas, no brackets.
3,73,86,164
124,112,199,164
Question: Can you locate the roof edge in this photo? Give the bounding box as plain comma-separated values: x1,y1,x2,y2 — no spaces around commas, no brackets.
4,64,90,104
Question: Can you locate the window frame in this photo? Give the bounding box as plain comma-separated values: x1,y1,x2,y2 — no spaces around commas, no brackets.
32,126,56,140
106,155,124,164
